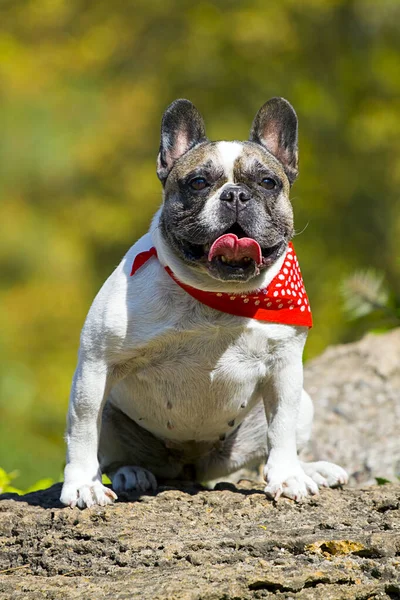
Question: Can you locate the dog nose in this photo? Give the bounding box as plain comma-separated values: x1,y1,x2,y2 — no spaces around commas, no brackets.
220,185,251,205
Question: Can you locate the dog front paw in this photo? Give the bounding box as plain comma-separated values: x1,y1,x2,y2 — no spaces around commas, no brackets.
264,460,319,501
60,480,117,509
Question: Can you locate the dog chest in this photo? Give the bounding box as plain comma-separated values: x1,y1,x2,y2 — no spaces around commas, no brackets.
110,320,292,442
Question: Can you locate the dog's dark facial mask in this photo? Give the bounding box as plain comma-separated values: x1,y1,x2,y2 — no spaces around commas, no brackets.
157,98,298,283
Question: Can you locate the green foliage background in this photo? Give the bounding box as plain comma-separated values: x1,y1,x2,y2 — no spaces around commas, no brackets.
1,0,399,488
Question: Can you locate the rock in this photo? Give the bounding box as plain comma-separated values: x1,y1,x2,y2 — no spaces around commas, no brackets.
1,482,400,599
1,329,400,598
304,328,400,485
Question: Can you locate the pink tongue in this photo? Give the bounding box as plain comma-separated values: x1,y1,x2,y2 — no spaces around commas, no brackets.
208,234,262,265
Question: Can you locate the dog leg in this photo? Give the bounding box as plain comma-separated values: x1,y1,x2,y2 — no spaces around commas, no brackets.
262,336,320,501
60,361,117,508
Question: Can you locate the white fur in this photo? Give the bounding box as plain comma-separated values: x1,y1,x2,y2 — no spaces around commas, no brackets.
199,142,242,235
216,141,242,180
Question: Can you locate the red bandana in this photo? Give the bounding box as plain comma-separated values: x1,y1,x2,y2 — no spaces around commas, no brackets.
130,242,312,327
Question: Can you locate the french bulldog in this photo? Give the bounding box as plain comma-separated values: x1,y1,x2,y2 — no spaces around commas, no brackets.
60,97,348,508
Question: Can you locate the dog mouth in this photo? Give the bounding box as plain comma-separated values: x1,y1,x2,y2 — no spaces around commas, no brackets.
179,224,285,281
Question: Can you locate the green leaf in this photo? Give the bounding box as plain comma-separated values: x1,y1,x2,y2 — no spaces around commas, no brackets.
24,478,54,493
0,468,53,495
375,477,392,485
0,467,20,493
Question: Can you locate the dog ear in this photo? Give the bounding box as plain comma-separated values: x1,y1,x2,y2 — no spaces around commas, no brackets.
157,99,208,184
249,97,298,185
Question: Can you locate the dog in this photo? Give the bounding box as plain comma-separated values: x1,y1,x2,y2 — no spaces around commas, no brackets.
60,97,348,508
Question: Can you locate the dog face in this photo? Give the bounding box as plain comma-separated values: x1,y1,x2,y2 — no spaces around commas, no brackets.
157,98,298,283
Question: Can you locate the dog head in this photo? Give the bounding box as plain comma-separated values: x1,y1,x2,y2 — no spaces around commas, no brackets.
157,98,298,285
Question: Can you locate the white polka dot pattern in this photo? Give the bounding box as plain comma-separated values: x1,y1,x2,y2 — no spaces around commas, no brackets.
220,244,311,316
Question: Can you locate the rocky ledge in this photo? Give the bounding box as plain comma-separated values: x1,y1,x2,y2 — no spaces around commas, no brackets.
0,482,400,599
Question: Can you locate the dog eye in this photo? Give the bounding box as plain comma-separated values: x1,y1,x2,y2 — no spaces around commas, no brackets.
260,177,276,190
190,177,208,191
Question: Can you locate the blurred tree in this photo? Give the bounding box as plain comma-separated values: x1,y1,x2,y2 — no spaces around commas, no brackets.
0,0,399,486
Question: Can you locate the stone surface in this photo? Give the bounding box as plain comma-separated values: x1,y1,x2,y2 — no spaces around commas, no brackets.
1,482,400,599
1,329,400,598
305,328,400,485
